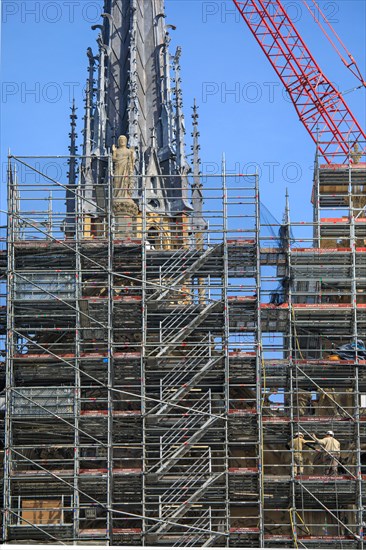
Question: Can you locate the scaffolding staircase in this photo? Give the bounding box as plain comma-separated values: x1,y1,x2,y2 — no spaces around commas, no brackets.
171,510,223,547
155,356,222,417
148,245,221,303
144,225,228,546
150,391,217,476
154,451,223,532
154,301,222,358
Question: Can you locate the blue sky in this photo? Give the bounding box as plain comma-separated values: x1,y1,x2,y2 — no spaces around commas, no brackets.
1,0,365,225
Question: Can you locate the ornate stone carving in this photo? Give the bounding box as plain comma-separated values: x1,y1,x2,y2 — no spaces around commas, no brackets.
113,199,139,216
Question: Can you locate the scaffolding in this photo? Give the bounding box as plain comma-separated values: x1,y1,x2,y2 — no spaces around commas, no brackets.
3,155,262,546
0,221,6,535
258,145,366,548
2,145,366,547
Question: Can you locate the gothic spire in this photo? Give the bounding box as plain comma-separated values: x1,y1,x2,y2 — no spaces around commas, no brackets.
159,30,174,160
192,98,201,186
83,47,95,159
64,100,78,236
81,0,194,215
92,32,109,157
68,100,78,184
80,47,97,212
173,46,188,174
191,99,205,234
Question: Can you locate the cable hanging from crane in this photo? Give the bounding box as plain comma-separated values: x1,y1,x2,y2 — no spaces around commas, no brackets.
303,0,366,88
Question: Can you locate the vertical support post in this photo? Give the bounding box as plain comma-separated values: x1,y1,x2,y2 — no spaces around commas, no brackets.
348,152,363,547
255,173,264,547
313,146,321,248
47,193,53,240
107,151,114,543
141,176,147,542
222,155,230,546
73,153,82,543
286,192,298,544
3,156,15,541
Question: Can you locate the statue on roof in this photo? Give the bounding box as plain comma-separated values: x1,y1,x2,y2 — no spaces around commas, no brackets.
112,135,135,200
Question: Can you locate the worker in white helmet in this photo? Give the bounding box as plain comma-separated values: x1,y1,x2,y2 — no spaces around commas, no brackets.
291,432,312,476
312,430,341,476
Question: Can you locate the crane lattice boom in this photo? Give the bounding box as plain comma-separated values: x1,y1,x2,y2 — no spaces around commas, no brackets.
232,0,366,164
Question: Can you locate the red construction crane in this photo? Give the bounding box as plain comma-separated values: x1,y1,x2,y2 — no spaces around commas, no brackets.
232,0,366,164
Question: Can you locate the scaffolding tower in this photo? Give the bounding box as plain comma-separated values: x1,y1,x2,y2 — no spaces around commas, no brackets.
2,144,366,547
3,155,263,546
0,221,6,535
258,146,366,548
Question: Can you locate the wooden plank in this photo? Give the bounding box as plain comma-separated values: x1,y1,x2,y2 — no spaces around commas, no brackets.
21,499,62,525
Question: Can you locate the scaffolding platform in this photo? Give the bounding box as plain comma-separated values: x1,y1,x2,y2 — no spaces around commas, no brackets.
264,534,359,549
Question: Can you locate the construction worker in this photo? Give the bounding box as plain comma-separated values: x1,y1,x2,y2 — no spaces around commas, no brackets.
312,430,341,476
291,432,312,476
